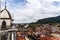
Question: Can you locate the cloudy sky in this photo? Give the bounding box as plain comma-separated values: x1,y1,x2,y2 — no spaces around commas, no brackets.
1,0,60,23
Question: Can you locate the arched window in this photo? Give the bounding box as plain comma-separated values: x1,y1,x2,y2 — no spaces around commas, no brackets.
1,21,6,30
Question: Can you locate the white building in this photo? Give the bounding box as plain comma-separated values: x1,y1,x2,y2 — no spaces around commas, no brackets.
0,2,14,40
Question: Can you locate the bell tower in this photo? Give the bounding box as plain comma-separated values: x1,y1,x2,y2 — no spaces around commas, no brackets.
0,1,13,40
0,1,13,30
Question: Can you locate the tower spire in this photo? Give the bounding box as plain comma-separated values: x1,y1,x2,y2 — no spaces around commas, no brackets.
5,1,7,9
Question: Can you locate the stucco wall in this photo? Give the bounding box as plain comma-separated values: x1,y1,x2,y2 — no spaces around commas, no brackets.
0,10,9,18
0,19,12,29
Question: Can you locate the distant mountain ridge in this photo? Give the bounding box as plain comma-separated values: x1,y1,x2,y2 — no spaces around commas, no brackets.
36,16,60,24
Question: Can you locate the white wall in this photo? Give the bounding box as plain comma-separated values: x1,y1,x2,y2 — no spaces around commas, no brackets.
0,19,12,29
0,10,9,18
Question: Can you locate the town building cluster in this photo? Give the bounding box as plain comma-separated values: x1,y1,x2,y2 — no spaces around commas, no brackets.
16,24,60,40
0,1,60,40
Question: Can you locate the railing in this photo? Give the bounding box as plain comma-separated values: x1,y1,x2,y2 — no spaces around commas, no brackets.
0,28,18,33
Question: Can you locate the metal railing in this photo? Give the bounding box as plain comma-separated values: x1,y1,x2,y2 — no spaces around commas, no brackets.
0,28,18,33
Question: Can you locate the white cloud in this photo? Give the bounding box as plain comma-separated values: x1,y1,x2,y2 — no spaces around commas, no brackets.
1,0,60,23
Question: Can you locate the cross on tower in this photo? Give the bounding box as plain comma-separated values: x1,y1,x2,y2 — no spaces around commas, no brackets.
5,1,7,9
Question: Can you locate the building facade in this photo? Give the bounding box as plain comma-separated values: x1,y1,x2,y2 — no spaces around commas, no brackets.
0,3,13,40
0,8,13,30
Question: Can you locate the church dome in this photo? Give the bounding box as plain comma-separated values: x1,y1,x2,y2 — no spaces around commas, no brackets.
0,8,11,19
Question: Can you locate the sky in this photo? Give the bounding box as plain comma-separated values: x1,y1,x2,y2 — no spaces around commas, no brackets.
1,0,60,23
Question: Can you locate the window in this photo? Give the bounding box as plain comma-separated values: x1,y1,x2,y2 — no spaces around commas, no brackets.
1,21,6,30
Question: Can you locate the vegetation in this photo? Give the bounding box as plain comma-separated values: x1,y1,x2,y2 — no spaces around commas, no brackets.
36,16,60,24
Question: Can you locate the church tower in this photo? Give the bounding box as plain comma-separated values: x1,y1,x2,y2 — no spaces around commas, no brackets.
0,1,14,40
0,2,13,30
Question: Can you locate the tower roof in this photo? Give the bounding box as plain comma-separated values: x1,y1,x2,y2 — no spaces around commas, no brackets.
0,1,13,20
0,8,11,19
